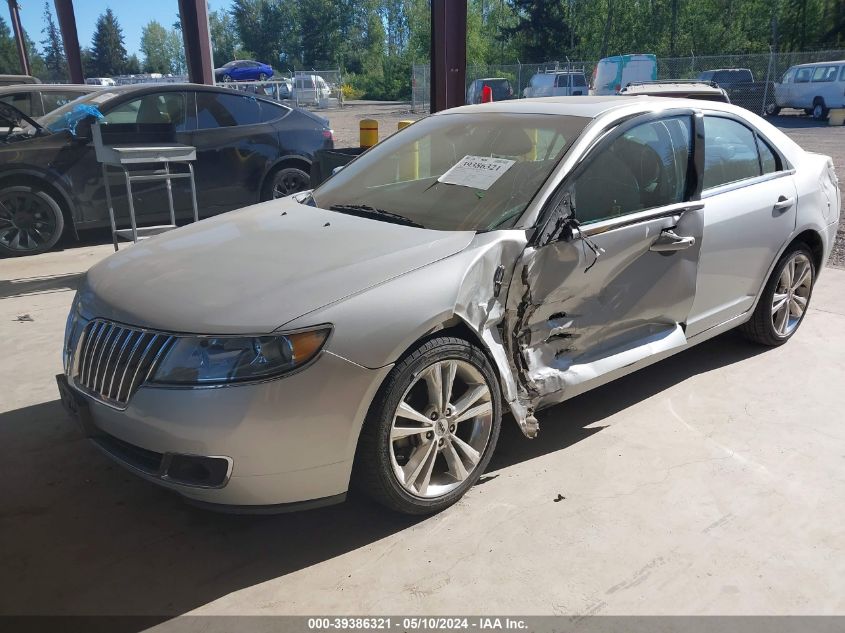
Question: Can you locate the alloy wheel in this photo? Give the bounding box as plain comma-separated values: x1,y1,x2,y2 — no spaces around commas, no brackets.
771,252,813,338
0,191,59,253
389,359,493,499
272,169,309,197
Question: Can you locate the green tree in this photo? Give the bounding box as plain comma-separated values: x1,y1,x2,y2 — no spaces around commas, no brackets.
209,10,241,67
165,28,186,75
140,20,170,74
90,8,127,76
0,16,20,74
40,0,66,81
125,53,141,74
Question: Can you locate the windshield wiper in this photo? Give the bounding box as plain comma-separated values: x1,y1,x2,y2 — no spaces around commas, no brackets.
328,204,424,228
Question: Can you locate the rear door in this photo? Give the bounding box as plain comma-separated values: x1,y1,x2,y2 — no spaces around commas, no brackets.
510,110,704,403
186,90,275,212
685,114,797,337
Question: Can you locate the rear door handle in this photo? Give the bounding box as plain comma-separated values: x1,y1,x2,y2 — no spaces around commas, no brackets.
650,229,696,252
773,195,795,212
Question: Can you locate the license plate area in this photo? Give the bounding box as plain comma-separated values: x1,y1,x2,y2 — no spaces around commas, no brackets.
56,373,98,436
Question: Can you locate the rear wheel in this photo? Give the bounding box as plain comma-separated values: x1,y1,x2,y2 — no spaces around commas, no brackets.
354,337,502,515
740,243,815,346
0,184,65,257
812,99,829,121
258,72,268,81
765,103,781,116
261,166,310,200
222,74,232,83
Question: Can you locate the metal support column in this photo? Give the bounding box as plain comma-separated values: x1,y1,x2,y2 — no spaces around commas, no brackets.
54,0,84,84
430,0,467,113
7,0,30,76
177,0,214,85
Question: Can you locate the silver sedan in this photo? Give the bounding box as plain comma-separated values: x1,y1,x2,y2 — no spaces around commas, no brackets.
58,96,840,514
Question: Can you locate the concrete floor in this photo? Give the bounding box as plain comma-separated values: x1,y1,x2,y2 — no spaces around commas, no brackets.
1,240,845,618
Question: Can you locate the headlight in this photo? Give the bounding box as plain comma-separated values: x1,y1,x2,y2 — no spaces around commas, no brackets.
150,327,330,386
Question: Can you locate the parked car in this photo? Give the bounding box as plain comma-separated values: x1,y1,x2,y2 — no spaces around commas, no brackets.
57,96,839,515
0,83,333,256
0,84,97,119
619,80,729,102
466,78,514,103
591,54,657,95
523,71,588,97
214,60,274,83
769,60,845,120
696,68,771,111
0,74,40,86
293,74,331,105
85,77,116,87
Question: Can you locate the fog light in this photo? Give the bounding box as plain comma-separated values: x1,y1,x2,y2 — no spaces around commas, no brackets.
166,455,230,487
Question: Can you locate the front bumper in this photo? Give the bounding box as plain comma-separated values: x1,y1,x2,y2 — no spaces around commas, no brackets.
63,350,391,508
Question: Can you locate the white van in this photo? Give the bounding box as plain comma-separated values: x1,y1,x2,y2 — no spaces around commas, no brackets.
590,54,657,95
293,74,331,105
85,77,116,87
523,71,588,97
770,60,845,120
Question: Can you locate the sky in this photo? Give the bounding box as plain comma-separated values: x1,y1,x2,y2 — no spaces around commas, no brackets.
17,0,235,59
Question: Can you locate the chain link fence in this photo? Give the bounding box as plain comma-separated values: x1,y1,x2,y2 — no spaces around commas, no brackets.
412,49,845,116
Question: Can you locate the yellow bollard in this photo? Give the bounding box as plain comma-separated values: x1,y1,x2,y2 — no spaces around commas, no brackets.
828,109,845,126
360,119,379,148
397,120,419,181
398,119,414,131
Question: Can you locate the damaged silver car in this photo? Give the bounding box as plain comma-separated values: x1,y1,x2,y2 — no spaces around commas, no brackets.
58,96,840,515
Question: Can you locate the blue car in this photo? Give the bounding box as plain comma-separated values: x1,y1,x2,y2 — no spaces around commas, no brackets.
214,60,274,82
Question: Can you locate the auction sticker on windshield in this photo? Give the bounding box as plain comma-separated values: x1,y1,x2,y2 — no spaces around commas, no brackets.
438,155,515,190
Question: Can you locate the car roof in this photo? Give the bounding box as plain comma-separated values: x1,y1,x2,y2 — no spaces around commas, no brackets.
0,84,98,95
791,60,845,68
621,81,725,94
442,95,747,118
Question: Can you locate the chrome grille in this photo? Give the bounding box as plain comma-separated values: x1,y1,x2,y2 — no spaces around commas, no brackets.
71,319,175,408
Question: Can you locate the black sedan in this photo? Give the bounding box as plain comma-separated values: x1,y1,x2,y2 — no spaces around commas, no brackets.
0,83,333,256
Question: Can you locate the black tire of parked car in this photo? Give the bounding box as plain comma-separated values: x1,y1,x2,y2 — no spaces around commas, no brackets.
765,103,781,116
0,184,65,257
259,73,268,81
812,98,829,121
739,242,815,346
222,74,232,82
262,166,311,200
353,336,502,515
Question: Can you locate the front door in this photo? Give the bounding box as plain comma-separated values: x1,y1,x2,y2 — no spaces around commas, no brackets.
508,111,704,407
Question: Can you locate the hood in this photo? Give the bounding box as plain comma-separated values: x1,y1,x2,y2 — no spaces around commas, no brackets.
81,198,475,334
0,101,44,132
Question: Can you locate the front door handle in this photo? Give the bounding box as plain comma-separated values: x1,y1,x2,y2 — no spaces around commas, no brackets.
773,195,795,212
650,229,696,252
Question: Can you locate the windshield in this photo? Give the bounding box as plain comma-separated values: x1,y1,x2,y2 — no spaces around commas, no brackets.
312,113,589,231
38,91,114,130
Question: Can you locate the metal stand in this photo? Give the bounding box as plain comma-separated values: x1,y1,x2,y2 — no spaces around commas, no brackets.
94,124,199,251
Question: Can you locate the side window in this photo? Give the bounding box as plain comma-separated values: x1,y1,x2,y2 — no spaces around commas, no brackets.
795,68,813,83
259,100,288,122
812,66,837,82
573,74,587,87
841,66,845,81
195,92,260,129
703,117,761,189
758,137,780,175
781,69,795,83
0,91,33,116
573,116,692,224
103,93,187,131
41,90,87,113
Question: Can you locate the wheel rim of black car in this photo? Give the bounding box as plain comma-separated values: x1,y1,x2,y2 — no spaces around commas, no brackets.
0,192,58,252
273,170,308,198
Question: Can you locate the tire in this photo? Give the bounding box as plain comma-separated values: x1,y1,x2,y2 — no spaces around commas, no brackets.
222,74,232,83
261,166,311,200
258,73,268,81
812,99,829,121
739,243,815,346
0,184,65,257
354,336,502,515
765,103,781,116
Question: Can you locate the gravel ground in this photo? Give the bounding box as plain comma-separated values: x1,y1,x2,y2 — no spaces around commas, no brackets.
327,103,845,268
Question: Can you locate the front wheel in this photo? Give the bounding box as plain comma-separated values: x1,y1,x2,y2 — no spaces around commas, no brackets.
258,72,268,81
740,244,815,346
354,337,502,515
813,100,829,121
0,185,65,257
222,74,232,83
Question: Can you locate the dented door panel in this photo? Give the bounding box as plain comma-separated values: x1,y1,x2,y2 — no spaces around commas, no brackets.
505,207,703,412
